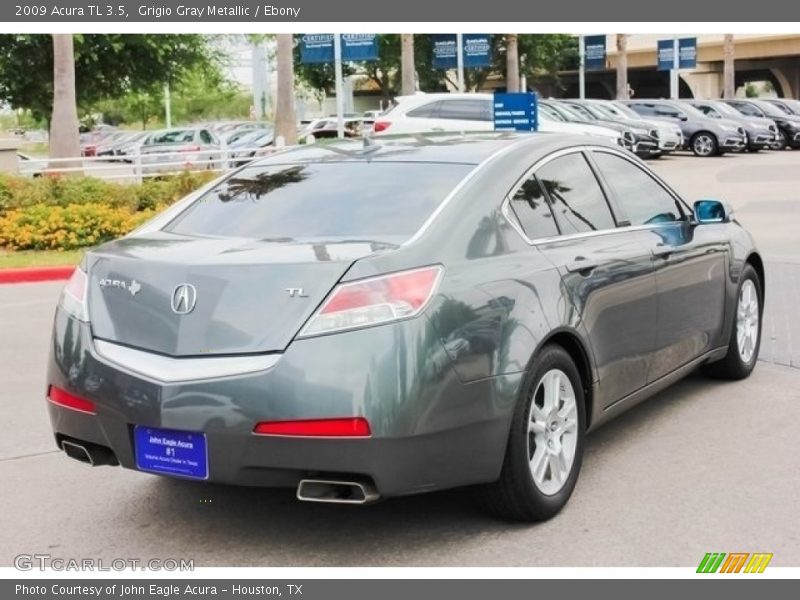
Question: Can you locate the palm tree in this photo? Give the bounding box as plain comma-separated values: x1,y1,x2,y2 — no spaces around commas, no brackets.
274,34,297,146
50,34,81,173
401,34,415,95
616,34,629,100
723,35,735,99
506,34,520,93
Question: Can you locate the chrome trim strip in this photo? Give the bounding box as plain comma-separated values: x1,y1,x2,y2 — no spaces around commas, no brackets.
93,339,281,383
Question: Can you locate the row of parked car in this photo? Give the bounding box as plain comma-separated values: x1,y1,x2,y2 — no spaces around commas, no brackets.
79,120,276,170
369,93,800,158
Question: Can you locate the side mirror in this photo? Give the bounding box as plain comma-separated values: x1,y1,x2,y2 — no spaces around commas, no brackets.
679,115,688,121
693,199,729,224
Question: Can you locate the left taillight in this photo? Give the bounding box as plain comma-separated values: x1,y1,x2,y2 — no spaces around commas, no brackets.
47,385,96,414
298,265,443,338
59,267,89,322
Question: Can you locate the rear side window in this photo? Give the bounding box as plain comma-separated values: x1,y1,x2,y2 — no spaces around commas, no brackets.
592,152,684,226
437,99,493,121
199,130,214,144
509,175,559,239
535,153,616,234
408,102,441,118
165,162,473,242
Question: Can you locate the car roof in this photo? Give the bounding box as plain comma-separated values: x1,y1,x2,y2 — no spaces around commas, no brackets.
250,132,618,167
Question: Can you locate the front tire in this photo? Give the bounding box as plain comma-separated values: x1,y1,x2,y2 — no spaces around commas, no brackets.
480,345,586,521
691,132,719,157
703,264,762,380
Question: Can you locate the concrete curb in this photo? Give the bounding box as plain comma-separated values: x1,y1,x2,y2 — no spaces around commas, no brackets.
0,266,75,284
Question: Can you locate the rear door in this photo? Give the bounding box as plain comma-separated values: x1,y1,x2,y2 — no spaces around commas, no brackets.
589,148,728,381
530,149,657,408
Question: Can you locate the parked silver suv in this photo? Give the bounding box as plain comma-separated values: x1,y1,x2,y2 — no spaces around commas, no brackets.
624,99,746,157
682,99,776,152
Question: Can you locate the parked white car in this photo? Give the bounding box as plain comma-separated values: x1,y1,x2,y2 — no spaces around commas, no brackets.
372,93,623,146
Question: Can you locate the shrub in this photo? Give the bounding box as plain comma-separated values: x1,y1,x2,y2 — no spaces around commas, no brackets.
0,203,159,251
0,171,216,214
0,171,218,251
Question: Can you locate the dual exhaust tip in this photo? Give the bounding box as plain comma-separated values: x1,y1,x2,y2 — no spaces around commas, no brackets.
60,438,379,505
296,478,380,505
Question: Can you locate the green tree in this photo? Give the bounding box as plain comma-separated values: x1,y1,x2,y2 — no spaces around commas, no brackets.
0,34,220,123
516,34,579,91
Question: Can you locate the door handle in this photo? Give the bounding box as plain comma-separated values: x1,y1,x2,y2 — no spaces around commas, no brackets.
565,256,599,274
653,244,675,258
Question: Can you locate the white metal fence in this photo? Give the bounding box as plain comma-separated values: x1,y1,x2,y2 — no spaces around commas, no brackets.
18,145,280,182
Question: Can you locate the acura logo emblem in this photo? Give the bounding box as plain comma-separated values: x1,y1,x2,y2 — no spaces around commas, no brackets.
171,284,197,315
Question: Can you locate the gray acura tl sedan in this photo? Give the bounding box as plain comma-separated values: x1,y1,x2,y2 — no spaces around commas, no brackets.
47,133,763,521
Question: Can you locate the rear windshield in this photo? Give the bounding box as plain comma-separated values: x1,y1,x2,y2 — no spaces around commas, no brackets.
164,162,473,242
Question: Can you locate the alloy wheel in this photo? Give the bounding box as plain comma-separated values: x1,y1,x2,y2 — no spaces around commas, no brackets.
694,134,715,156
527,369,579,496
736,279,759,363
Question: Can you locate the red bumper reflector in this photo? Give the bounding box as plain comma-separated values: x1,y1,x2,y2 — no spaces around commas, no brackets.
253,417,371,437
47,386,96,415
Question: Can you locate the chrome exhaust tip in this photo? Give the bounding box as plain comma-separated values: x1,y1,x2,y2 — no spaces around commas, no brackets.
59,437,119,467
61,440,95,465
296,479,380,505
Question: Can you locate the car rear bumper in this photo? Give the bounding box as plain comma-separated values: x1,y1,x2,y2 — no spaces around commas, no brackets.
46,309,516,497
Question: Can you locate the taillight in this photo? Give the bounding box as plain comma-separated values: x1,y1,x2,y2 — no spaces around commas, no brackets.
253,417,371,437
48,385,96,414
373,121,391,133
298,265,443,338
59,267,89,322
179,145,201,153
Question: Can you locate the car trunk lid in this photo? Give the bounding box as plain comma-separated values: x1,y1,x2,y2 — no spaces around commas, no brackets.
87,234,391,356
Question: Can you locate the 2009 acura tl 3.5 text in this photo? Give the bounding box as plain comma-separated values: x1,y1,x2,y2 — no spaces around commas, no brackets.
46,133,763,521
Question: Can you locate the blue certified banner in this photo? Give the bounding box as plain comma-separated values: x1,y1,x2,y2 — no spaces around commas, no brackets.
301,33,334,63
679,37,697,69
301,34,379,63
432,34,458,69
433,34,492,69
657,39,675,71
463,34,492,68
342,33,379,61
493,92,538,132
584,35,607,70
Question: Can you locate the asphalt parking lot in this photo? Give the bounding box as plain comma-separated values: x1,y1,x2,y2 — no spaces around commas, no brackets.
1,150,799,567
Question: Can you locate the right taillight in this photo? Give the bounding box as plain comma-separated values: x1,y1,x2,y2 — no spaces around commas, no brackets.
373,121,391,133
298,265,443,338
59,267,89,322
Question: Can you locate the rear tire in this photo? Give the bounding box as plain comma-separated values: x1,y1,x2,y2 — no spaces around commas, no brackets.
479,345,585,521
703,265,762,380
